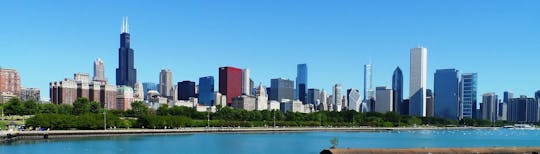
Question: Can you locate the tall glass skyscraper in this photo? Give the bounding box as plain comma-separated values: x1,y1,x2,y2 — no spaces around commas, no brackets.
434,69,459,120
363,64,373,102
116,17,137,88
307,88,320,105
392,67,403,114
198,76,215,106
296,64,308,104
409,47,428,117
460,73,478,119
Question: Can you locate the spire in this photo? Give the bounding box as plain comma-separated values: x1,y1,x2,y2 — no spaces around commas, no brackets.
121,16,130,33
121,17,125,33
125,16,129,33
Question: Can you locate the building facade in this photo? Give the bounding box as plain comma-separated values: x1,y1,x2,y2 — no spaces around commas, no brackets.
93,58,107,84
333,84,342,112
178,81,196,101
269,78,294,102
232,95,256,111
159,69,174,99
116,86,133,111
142,82,158,100
434,69,460,120
460,73,478,119
20,88,40,102
347,89,361,112
219,66,243,105
0,68,21,96
375,86,393,113
198,76,215,106
242,69,251,95
481,93,498,123
508,96,539,123
50,73,116,108
409,47,428,117
307,88,320,106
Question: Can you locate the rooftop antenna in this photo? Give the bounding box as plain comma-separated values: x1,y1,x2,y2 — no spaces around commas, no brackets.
121,17,125,33
125,16,129,33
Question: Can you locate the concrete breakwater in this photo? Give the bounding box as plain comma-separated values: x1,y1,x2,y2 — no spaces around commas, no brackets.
321,147,540,154
1,127,492,142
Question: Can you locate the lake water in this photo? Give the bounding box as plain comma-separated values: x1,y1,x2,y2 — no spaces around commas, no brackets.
2,129,540,154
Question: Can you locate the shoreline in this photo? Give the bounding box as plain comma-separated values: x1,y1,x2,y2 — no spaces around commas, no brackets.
321,147,540,154
1,126,497,142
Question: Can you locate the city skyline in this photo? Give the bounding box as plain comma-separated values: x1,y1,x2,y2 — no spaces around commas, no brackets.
1,1,540,100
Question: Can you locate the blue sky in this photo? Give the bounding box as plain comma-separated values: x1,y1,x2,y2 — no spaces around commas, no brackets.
0,0,539,100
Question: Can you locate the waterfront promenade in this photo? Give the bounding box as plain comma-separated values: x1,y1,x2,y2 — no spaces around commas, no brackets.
1,126,492,141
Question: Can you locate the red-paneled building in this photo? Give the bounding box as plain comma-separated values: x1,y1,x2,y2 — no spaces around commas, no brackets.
219,67,243,105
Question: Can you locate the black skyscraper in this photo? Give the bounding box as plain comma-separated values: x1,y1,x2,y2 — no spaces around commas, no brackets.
116,17,137,87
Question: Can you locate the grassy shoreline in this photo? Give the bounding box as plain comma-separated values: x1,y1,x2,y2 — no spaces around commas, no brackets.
2,126,497,142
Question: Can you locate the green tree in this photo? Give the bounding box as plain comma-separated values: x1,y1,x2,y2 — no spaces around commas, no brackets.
127,101,149,117
72,98,90,115
5,98,24,115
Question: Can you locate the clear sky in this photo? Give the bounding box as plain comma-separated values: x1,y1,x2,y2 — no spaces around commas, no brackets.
1,0,539,100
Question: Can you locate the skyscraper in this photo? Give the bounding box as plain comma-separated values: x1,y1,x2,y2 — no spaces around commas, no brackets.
269,78,294,102
255,84,268,110
363,64,374,102
333,84,342,111
481,93,498,123
219,66,243,105
178,81,196,101
296,64,308,104
93,58,107,84
508,96,539,123
375,86,393,113
460,73,478,119
198,76,215,106
434,69,460,120
409,47,428,117
392,67,403,114
320,90,328,111
116,17,137,88
242,69,250,95
307,88,320,105
503,91,514,103
347,89,361,112
159,69,174,99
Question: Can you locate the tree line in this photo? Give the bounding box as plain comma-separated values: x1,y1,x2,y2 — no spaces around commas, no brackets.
0,98,509,130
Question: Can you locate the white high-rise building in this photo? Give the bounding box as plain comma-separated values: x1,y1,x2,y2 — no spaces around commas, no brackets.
242,69,251,95
375,86,393,113
159,69,174,99
93,58,107,83
320,90,328,111
347,89,361,112
409,47,428,117
255,84,268,110
333,84,342,107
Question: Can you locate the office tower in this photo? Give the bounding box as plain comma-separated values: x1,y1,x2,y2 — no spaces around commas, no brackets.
497,101,508,121
401,99,410,115
93,58,107,84
363,64,374,102
242,69,250,95
219,66,243,105
481,93,498,123
249,79,255,96
342,95,348,110
269,78,294,102
426,89,434,117
232,95,256,111
255,84,268,110
178,81,196,101
50,73,116,108
460,73,478,119
116,86,134,111
296,64,308,104
327,95,334,111
159,69,174,99
133,82,144,101
142,82,158,100
307,88,320,105
508,96,539,123
20,88,40,102
198,76,215,106
0,68,21,95
503,91,514,103
434,69,460,120
347,89,361,112
375,86,393,113
116,17,137,88
320,90,328,111
409,47,428,117
333,84,342,110
392,67,403,114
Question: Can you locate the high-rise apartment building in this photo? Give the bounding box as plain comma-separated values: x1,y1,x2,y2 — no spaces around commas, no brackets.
0,68,21,96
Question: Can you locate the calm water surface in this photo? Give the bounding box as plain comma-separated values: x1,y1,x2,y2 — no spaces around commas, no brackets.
2,129,540,154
